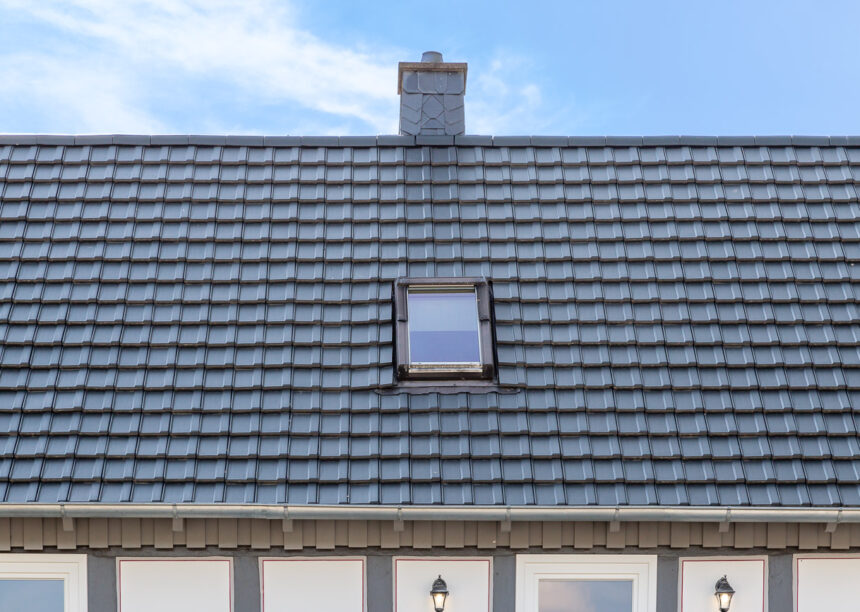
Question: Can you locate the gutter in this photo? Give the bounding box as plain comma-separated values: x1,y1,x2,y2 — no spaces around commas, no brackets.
0,504,852,524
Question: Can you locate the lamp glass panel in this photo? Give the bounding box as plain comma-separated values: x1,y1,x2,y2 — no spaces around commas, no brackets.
0,579,64,612
538,579,633,612
407,289,480,364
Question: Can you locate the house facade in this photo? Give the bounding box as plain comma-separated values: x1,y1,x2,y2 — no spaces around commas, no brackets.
1,52,860,611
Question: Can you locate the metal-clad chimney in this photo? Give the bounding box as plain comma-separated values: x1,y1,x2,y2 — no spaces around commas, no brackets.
398,51,467,136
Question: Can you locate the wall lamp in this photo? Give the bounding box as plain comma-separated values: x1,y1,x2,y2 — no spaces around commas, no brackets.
430,575,449,612
714,575,735,612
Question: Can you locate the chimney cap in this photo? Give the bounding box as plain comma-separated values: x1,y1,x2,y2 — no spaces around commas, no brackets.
421,51,444,63
397,54,468,95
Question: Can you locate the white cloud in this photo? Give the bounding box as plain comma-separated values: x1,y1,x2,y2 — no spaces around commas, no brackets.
468,52,585,135
0,53,168,133
0,0,401,133
0,1,583,135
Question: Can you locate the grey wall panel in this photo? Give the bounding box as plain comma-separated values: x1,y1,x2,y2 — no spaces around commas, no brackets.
657,554,679,612
87,553,116,612
234,554,261,612
493,553,515,612
769,553,792,612
367,554,393,612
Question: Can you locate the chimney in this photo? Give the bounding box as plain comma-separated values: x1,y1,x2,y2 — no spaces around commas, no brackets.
398,51,467,136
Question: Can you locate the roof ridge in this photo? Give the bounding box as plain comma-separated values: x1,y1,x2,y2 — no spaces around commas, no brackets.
2,134,860,147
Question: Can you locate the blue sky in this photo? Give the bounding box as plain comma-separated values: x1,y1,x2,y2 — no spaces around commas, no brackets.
1,0,860,136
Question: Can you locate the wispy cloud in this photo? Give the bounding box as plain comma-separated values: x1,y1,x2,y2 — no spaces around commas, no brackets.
0,1,575,135
1,52,169,133
0,0,401,133
468,52,586,136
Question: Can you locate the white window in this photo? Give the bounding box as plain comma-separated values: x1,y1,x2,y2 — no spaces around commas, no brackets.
408,287,482,366
679,557,766,612
516,555,657,612
0,554,87,612
117,558,232,612
260,557,365,612
394,557,492,612
795,555,860,612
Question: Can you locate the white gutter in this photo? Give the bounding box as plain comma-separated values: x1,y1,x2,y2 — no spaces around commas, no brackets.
0,504,853,524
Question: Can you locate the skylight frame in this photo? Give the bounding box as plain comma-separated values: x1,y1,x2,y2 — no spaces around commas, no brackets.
394,277,495,381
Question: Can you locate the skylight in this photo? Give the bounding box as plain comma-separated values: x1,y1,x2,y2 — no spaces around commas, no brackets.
394,277,495,380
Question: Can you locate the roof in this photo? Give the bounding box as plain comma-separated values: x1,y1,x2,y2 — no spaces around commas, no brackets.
2,133,860,508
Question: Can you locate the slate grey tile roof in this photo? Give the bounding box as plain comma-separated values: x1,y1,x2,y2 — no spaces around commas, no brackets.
2,134,860,506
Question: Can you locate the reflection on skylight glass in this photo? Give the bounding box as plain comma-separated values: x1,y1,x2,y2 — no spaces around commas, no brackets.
0,579,64,612
538,579,633,612
408,289,480,364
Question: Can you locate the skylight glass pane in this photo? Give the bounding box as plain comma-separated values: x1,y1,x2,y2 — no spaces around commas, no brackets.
408,289,480,364
0,579,64,612
538,579,633,612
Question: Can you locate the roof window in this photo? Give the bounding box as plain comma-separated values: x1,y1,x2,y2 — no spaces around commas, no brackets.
394,277,495,380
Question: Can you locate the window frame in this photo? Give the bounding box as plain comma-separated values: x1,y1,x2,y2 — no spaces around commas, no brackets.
515,554,657,612
394,277,495,380
0,553,88,612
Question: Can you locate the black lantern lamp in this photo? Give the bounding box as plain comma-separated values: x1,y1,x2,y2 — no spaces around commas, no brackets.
714,575,735,612
430,575,449,612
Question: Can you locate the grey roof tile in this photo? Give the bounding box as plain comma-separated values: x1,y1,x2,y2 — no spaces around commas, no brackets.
1,140,859,506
